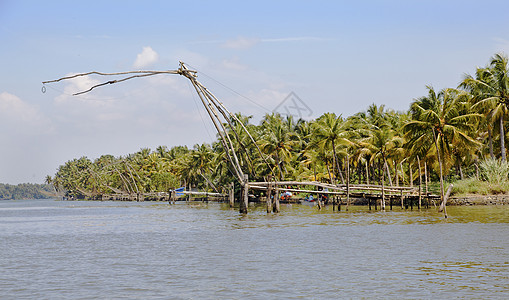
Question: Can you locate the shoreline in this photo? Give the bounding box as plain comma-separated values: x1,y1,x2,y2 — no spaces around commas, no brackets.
449,194,509,205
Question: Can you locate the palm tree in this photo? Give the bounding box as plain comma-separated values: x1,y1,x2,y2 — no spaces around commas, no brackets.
403,86,481,200
311,113,354,184
258,113,298,180
460,53,509,161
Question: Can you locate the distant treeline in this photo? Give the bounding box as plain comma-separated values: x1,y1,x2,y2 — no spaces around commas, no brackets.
0,183,55,200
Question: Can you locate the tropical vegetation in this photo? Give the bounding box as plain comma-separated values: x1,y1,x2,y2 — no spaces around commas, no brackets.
0,183,54,200
48,53,509,198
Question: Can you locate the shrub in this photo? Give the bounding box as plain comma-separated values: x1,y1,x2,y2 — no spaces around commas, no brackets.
479,158,509,185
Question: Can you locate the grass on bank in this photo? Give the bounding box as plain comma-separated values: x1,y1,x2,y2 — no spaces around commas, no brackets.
451,159,509,197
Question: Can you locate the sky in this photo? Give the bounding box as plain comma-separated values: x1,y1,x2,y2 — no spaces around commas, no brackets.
1,0,509,184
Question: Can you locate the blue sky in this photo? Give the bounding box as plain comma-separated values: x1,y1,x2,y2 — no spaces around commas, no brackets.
1,0,509,184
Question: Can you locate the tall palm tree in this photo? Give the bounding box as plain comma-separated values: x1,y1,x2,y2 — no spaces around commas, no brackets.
460,53,509,161
311,113,354,184
258,113,298,180
403,86,480,199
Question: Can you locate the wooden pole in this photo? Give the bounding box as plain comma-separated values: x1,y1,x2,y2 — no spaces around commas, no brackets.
439,184,453,218
267,182,273,213
229,182,234,208
240,175,249,214
273,185,280,213
170,190,176,204
400,189,404,209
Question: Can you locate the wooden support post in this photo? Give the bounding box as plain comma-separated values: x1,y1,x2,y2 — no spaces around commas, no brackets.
417,156,422,210
170,190,176,204
439,184,453,218
337,196,341,211
240,175,249,214
267,182,273,214
273,185,280,213
229,182,234,208
400,189,404,209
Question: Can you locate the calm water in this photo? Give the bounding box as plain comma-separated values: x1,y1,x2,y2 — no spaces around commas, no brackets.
1,199,508,299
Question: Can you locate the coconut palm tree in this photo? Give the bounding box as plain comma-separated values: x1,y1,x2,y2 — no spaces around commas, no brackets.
460,53,509,161
403,86,481,200
258,113,298,180
311,113,355,184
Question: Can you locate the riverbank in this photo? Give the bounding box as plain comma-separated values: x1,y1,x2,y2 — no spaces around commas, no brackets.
449,194,509,205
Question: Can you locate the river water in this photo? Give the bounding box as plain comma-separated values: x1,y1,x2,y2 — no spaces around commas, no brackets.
1,199,508,299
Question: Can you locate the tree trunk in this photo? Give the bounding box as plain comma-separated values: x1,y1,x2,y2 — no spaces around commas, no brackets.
433,131,445,204
346,155,350,211
332,140,345,184
365,160,369,185
381,162,385,210
417,156,422,209
488,127,494,159
500,114,506,162
385,159,393,186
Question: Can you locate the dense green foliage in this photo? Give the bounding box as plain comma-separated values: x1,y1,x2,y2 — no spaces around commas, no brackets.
49,53,509,198
0,183,55,200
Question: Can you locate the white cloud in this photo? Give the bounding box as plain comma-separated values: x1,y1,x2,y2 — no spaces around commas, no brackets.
0,92,53,134
221,57,248,70
222,37,259,49
133,46,159,69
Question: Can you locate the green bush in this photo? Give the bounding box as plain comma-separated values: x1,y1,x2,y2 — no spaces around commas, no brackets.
480,158,509,185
